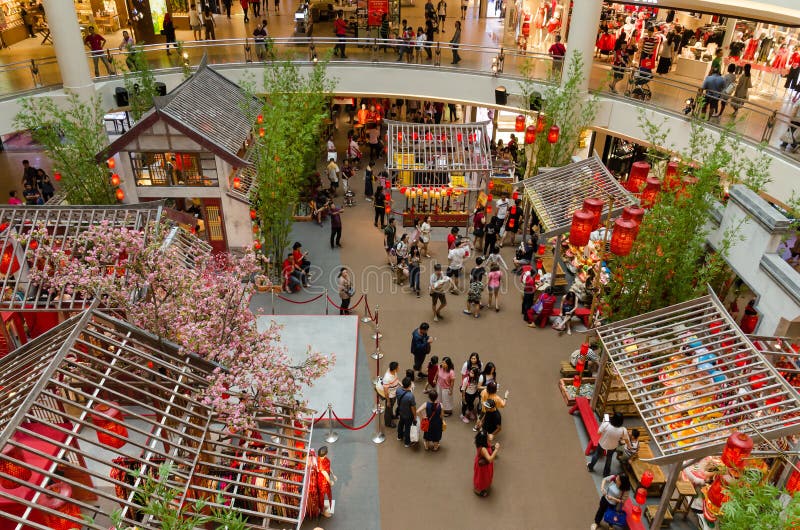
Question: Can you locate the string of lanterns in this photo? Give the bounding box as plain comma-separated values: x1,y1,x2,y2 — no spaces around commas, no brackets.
516,113,560,145
568,198,642,257
394,131,478,144
625,160,698,207
106,158,124,202
401,186,462,213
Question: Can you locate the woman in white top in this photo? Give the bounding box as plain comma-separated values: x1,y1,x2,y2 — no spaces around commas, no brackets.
588,412,629,477
419,215,432,257
189,4,203,41
460,351,482,377
382,361,400,427
327,136,337,162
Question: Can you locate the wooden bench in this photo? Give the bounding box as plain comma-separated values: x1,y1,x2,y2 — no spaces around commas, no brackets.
560,360,593,378
645,504,673,528
569,396,600,455
670,479,697,519
626,442,667,497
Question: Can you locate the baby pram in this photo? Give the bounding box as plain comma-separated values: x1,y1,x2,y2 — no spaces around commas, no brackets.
625,66,652,101
343,189,356,207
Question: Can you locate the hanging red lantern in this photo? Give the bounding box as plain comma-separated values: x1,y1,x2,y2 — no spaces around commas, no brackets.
54,171,61,182
621,205,645,226
486,205,492,214
510,205,517,215
787,470,800,494
569,209,594,247
446,188,453,196
457,132,463,143
412,131,419,141
254,241,262,250
524,125,536,144
0,244,20,275
397,132,403,142
547,125,560,144
536,113,546,133
631,506,642,523
663,161,681,191
249,209,257,220
580,342,589,355
514,114,526,132
385,204,391,214
640,470,654,488
232,177,242,189
106,158,115,169
91,402,128,449
425,131,433,141
488,180,494,190
512,190,519,200
635,487,647,505
440,134,447,142
252,224,259,234
487,194,493,202
257,114,263,124
29,240,38,250
582,198,604,229
468,133,475,143
0,445,31,489
640,177,661,208
721,432,754,469
575,359,586,374
706,476,728,507
385,192,391,201
115,188,125,201
572,375,581,389
508,218,515,229
626,161,650,193
110,173,121,187
610,218,637,257
259,127,265,137
39,482,81,530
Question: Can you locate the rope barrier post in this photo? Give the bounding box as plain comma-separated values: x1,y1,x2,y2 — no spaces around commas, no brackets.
371,347,383,360
324,403,338,443
372,394,386,444
325,288,329,315
271,288,275,315
361,294,372,323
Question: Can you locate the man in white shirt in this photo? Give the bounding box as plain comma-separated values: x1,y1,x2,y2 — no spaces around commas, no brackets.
382,361,401,427
495,194,510,237
326,159,340,195
446,237,471,293
429,263,451,321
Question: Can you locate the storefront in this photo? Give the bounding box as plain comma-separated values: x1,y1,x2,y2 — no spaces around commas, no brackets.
73,0,127,33
505,0,569,51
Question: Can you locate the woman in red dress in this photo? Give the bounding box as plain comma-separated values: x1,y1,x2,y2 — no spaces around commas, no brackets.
316,446,336,517
473,430,500,497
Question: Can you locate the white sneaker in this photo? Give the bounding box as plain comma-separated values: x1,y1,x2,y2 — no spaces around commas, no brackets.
590,524,597,530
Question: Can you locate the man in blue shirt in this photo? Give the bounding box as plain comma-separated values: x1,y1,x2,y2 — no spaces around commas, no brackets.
410,322,433,379
701,67,726,118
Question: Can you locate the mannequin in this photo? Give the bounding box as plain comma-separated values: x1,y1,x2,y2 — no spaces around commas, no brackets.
742,32,760,62
772,44,789,69
757,31,774,63
543,1,562,47
532,1,546,48
786,48,800,99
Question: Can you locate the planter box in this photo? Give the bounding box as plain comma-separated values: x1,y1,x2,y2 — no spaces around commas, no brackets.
559,377,595,406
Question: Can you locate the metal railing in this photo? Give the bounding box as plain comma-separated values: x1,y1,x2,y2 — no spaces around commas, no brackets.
0,37,796,155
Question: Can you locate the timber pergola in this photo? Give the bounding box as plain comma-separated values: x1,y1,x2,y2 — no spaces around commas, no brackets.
0,307,314,529
594,290,800,528
0,203,209,311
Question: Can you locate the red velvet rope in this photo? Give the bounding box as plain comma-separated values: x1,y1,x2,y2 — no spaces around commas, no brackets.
325,294,365,311
331,409,377,431
275,292,326,304
312,408,328,425
364,296,374,320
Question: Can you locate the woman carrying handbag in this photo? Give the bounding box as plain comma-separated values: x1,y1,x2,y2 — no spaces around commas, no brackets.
418,390,444,451
591,473,631,530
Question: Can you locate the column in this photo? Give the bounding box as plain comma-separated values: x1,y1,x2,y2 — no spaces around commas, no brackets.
721,17,738,50
563,0,603,91
42,0,94,97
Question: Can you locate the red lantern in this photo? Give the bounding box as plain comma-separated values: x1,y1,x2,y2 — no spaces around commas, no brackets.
515,114,526,132
610,218,637,257
486,205,492,214
446,188,453,196
115,188,125,201
663,161,681,191
537,244,546,255
508,218,515,229
640,470,654,488
575,359,586,374
706,476,728,507
257,114,263,124
249,209,257,220
110,173,121,187
254,241,262,250
787,469,800,494
582,198,604,229
512,190,519,200
252,224,259,234
510,205,517,215
259,128,265,137
385,204,391,214
666,161,678,177
569,209,594,247
232,177,242,189
397,132,403,142
635,487,647,505
524,125,536,144
91,402,128,449
39,483,81,530
425,132,433,141
412,132,419,141
385,192,391,201
0,244,20,275
640,177,661,208
0,445,31,489
631,506,642,523
54,171,61,181
572,375,581,389
468,133,475,143
487,194,493,202
580,342,589,355
488,180,494,190
536,113,546,133
626,161,650,193
106,158,115,169
621,205,645,226
440,134,447,142
457,132,463,143
721,432,754,469
29,240,38,250
547,125,560,144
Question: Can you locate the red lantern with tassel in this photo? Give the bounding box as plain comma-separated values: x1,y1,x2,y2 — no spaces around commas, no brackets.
572,375,581,389
640,470,654,488
0,445,32,489
610,218,637,257
575,359,586,375
412,131,419,141
515,114,526,132
40,482,82,530
110,173,121,187
115,188,125,201
721,432,754,469
457,132,463,143
626,161,650,193
91,402,128,449
536,113,546,133
0,244,20,275
254,241,262,250
512,190,519,200
640,177,661,208
635,487,647,505
547,125,560,144
257,114,263,124
631,506,642,523
488,180,494,190
524,125,536,144
106,158,115,169
425,131,433,141
249,209,257,220
582,198,604,229
385,204,391,214
580,343,589,355
232,177,242,189
397,132,403,142
569,210,594,247
54,171,61,182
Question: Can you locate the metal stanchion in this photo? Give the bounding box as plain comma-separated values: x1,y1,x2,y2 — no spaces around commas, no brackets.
372,397,386,444
371,347,383,360
361,295,372,323
324,403,338,443
325,288,329,315
371,322,383,340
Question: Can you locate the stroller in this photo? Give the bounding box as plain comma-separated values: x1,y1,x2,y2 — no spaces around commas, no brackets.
343,189,356,207
625,66,652,101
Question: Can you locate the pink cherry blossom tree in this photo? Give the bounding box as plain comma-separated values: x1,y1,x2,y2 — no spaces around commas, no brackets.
20,220,333,429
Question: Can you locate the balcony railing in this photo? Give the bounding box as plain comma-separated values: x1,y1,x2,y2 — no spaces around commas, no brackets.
0,37,796,160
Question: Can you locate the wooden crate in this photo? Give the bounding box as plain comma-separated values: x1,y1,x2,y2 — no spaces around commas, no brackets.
645,505,673,528
559,378,595,406
559,360,593,378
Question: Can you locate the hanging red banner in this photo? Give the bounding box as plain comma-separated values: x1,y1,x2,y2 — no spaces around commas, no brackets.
368,0,388,26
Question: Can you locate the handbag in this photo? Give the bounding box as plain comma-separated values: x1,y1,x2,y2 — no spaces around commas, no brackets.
409,423,420,443
442,419,447,432
531,297,544,314
640,55,655,70
420,418,430,432
603,506,627,528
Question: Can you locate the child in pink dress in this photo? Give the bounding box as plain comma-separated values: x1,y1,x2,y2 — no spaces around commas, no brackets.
486,263,503,311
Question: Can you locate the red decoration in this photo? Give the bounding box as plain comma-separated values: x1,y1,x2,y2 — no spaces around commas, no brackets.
385,204,391,214
575,359,586,374
412,132,419,141
508,218,515,229
510,205,517,215
635,487,647,505
547,125,560,144
487,194,493,202
425,132,433,141
486,205,492,214
610,218,637,257
621,205,645,226
512,191,519,200
787,470,800,494
663,161,681,191
115,188,125,201
91,402,128,449
640,470,654,488
626,161,650,193
254,241,262,250
706,476,728,507
525,125,536,144
569,209,594,247
440,134,447,142
106,158,115,169
488,180,494,190
397,132,403,142
572,375,581,389
515,114,526,132
259,128,265,137
468,133,475,143
582,198,604,229
457,132,463,143
40,482,82,530
446,188,453,196
54,171,61,182
631,506,642,523
0,445,32,489
580,343,589,355
232,177,242,189
249,209,257,220
29,240,38,250
721,432,754,469
0,244,20,275
110,174,120,187
640,177,661,208
257,114,263,124
536,113,546,133
385,192,391,201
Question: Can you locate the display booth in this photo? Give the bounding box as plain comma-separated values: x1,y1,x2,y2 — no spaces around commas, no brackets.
593,290,800,529
385,120,492,228
0,308,314,529
519,155,637,289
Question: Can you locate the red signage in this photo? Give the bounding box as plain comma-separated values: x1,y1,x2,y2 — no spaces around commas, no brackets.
368,0,388,26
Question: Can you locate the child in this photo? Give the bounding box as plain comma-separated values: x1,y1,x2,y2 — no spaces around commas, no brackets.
486,262,503,312
618,428,640,464
316,446,337,517
465,257,486,318
460,366,480,423
425,355,439,393
405,369,417,391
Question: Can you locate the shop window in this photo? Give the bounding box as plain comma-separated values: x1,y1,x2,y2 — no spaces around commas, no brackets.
130,152,218,187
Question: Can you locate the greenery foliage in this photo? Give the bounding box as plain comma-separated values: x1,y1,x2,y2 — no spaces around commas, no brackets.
251,60,334,269
13,94,116,204
719,468,800,530
121,45,160,121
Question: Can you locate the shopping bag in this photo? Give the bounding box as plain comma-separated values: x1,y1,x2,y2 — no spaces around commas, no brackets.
409,423,420,443
531,298,544,314
640,55,655,70
603,506,627,528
